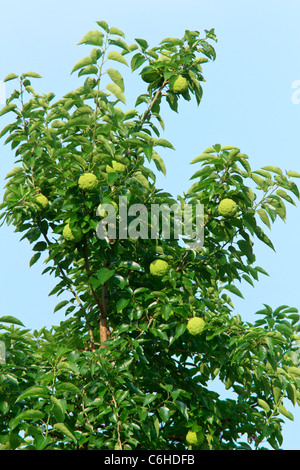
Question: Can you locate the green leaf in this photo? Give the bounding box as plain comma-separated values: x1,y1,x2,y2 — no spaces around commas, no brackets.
153,138,175,150
158,406,170,423
131,53,147,72
118,260,142,270
278,404,294,421
254,226,275,251
255,266,269,276
107,51,129,67
262,165,283,175
33,241,47,252
257,398,270,413
77,30,103,47
221,145,240,151
143,393,157,406
51,396,65,423
109,27,125,38
257,208,271,229
78,65,99,76
53,423,77,442
29,252,41,267
153,415,160,437
10,410,44,430
286,383,297,406
96,20,109,32
287,171,300,178
175,400,189,420
237,239,254,260
57,361,79,374
106,68,125,92
56,382,82,395
116,298,130,313
3,73,18,82
0,104,17,117
106,83,126,104
71,56,94,75
132,171,151,191
175,322,186,339
0,315,25,326
152,152,167,176
287,367,300,378
22,71,42,78
276,189,296,205
97,267,115,285
224,284,244,299
160,37,183,46
54,300,69,313
251,173,268,190
16,386,48,402
135,38,149,50
272,386,281,404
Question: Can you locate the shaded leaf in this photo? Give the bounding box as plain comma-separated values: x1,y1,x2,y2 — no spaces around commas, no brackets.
97,267,115,285
29,252,41,267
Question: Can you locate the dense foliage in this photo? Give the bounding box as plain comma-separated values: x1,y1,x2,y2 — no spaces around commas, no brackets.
1,21,300,450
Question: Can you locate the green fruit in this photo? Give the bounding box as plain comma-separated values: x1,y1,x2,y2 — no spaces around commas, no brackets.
187,317,205,336
141,66,162,84
106,161,126,173
169,75,188,95
186,430,204,446
35,194,49,211
97,201,118,217
63,224,83,243
217,198,238,218
149,259,169,277
78,173,98,192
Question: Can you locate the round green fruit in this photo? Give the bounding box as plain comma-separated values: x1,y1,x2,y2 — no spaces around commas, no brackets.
149,259,169,277
97,201,118,217
106,161,126,174
187,317,205,336
63,224,83,243
217,198,238,218
186,430,204,446
169,75,188,95
78,173,98,192
35,194,49,211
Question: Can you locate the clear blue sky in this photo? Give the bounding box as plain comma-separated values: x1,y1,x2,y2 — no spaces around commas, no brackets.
0,0,300,449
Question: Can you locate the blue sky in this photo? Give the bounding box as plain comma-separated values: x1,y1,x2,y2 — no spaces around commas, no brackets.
0,0,300,449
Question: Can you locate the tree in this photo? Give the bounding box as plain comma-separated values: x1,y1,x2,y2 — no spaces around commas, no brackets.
0,20,300,450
